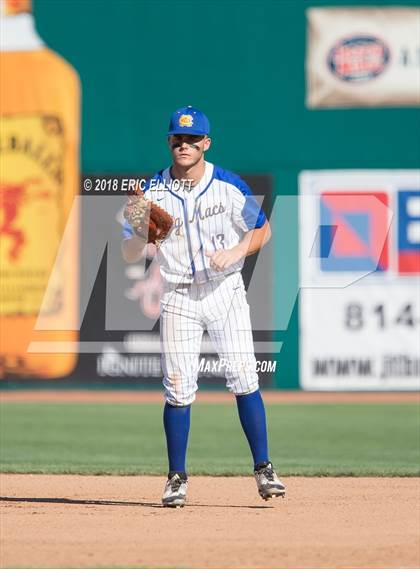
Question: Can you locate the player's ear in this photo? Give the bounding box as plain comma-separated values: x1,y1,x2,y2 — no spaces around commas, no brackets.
203,136,211,152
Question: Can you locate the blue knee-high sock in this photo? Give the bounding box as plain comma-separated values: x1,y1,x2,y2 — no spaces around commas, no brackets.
235,390,269,469
163,402,191,477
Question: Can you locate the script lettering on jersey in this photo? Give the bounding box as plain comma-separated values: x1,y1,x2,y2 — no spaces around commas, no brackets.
173,217,184,236
173,201,226,236
189,201,226,224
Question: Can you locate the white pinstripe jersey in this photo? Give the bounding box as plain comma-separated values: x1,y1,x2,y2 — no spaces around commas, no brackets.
122,161,266,284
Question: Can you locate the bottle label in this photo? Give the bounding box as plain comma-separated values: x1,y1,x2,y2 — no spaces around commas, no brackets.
0,115,64,316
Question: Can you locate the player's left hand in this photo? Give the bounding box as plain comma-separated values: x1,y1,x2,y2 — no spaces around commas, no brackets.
205,246,245,271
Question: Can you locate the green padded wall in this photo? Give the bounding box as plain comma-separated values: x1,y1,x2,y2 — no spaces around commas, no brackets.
34,0,420,388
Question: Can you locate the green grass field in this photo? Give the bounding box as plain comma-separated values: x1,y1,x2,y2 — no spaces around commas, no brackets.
1,402,419,476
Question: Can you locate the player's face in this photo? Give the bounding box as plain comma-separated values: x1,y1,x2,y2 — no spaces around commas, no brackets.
168,134,211,168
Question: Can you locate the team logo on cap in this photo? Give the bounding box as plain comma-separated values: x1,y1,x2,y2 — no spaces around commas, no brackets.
179,114,193,127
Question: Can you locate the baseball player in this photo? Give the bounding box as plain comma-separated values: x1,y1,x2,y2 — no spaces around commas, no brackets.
122,106,285,507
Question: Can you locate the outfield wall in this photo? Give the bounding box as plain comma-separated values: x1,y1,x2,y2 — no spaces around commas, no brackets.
1,0,419,389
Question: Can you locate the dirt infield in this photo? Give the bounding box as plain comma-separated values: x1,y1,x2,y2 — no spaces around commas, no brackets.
1,474,419,569
1,389,419,403
2,391,419,568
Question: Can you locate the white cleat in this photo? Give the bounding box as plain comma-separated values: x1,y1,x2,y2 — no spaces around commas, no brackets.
254,462,286,500
162,473,188,508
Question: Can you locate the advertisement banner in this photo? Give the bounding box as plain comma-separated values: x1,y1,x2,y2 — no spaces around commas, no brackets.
306,8,420,108
299,170,420,390
0,1,80,379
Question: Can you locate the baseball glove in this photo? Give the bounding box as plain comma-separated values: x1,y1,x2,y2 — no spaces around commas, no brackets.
123,186,173,247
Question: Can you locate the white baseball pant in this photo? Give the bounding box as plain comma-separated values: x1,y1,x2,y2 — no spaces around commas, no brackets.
160,272,259,406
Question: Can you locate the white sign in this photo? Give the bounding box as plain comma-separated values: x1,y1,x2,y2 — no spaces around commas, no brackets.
299,170,420,391
306,8,420,108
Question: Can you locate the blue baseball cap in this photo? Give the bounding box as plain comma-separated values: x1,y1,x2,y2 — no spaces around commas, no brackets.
167,106,210,136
